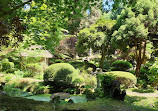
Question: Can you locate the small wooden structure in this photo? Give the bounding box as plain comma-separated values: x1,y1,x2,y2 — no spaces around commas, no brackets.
20,45,53,65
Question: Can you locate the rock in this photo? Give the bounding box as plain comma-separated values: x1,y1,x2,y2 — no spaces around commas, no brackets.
0,91,6,95
50,92,70,100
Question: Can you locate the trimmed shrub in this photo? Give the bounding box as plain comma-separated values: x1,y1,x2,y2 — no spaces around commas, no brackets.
44,63,79,86
112,60,132,71
25,63,43,77
99,71,137,88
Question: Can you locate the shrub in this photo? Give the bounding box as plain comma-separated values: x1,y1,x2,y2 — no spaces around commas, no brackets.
99,74,116,95
44,63,79,86
14,70,25,78
111,60,132,71
25,63,43,77
6,68,18,73
2,61,14,72
79,71,97,87
103,59,111,71
149,62,158,87
139,63,152,82
99,71,137,88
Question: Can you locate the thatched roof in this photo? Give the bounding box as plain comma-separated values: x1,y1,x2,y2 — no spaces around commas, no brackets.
20,45,53,58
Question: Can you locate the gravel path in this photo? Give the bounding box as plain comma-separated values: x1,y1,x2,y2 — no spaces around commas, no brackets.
126,90,158,97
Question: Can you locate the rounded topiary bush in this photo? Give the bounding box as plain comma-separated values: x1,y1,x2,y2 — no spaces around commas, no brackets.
44,63,79,86
112,60,132,71
25,63,43,77
99,71,137,88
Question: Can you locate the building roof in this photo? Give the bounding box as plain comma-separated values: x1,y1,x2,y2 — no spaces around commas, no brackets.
20,45,53,58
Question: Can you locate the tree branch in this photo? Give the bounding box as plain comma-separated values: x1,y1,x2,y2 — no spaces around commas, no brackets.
2,0,32,16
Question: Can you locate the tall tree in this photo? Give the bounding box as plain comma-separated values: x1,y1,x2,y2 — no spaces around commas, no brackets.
0,0,33,49
0,0,102,52
112,0,158,77
77,15,116,69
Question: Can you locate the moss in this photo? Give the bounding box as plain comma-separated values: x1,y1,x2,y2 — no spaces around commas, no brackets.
0,95,54,111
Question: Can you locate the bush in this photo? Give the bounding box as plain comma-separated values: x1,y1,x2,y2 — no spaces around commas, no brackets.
44,63,79,86
139,63,152,82
25,63,43,77
99,74,116,95
149,62,158,87
103,59,111,71
79,70,97,87
2,61,14,72
6,68,18,73
111,60,132,71
99,71,137,88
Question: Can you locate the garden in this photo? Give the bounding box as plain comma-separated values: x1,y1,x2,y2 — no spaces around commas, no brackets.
0,0,158,111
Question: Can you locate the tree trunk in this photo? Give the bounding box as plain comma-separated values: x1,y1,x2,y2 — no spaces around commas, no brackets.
135,61,142,77
99,49,106,70
134,41,146,77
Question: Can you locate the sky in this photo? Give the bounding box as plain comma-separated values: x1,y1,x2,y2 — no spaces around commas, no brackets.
103,0,114,11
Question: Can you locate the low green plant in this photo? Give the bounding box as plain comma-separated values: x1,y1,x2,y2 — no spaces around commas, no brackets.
25,63,43,77
79,71,97,87
111,60,132,71
149,61,158,87
2,61,14,72
14,70,25,78
99,74,116,96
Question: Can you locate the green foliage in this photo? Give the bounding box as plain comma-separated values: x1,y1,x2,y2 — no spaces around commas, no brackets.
23,57,41,65
111,60,132,71
84,89,96,100
3,85,33,97
103,59,111,71
82,74,97,87
25,63,43,77
44,63,79,85
6,68,18,73
77,17,116,56
148,61,158,87
14,70,25,78
139,63,152,82
100,71,137,88
2,61,14,72
99,74,115,95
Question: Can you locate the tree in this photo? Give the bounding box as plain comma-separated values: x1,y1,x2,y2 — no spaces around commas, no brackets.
76,14,116,69
0,0,33,49
0,0,101,51
112,0,158,77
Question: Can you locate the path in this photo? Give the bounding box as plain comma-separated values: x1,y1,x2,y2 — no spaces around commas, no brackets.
126,90,158,97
